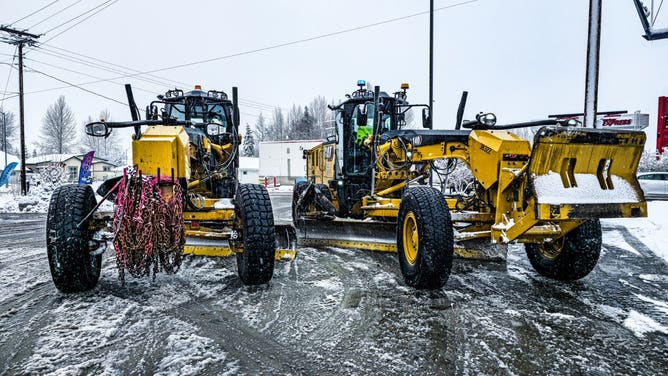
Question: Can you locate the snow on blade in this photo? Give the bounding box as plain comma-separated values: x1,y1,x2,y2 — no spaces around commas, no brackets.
534,171,639,204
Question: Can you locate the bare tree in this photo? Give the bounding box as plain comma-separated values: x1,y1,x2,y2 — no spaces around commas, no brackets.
286,104,303,140
0,107,17,154
309,96,329,138
80,109,123,164
80,115,101,154
254,113,269,142
271,107,285,141
39,96,77,154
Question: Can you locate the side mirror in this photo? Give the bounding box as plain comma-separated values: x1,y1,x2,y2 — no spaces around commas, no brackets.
326,133,338,143
85,122,111,138
422,108,431,129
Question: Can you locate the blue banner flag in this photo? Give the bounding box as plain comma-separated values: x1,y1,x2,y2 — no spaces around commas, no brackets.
78,151,95,184
0,162,18,187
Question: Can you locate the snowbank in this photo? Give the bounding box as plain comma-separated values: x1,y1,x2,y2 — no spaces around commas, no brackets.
602,200,668,264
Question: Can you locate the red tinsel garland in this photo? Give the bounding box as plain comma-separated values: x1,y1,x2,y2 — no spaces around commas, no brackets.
113,170,185,284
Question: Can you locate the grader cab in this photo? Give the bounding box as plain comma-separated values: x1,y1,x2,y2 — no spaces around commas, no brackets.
46,85,295,293
293,82,647,289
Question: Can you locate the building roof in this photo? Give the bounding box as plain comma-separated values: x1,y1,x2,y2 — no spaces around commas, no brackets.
25,153,113,166
25,153,79,165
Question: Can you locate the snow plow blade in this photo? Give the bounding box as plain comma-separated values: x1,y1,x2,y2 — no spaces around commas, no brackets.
528,126,647,219
183,224,297,260
296,218,505,260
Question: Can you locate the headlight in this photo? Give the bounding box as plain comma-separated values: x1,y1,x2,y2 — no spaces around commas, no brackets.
207,123,222,135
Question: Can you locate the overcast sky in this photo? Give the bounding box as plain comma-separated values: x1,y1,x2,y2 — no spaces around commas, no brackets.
2,0,667,156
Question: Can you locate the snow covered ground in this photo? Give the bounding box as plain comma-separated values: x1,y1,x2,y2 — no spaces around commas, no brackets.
0,186,666,374
3,184,666,263
602,201,668,264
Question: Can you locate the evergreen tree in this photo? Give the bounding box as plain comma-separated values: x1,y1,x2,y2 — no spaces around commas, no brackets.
242,123,256,157
295,106,315,139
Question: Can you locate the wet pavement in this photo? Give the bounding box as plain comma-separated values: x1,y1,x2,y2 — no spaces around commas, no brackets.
0,194,666,375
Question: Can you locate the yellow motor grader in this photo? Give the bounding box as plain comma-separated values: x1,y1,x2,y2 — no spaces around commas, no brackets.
46,85,295,293
293,81,647,289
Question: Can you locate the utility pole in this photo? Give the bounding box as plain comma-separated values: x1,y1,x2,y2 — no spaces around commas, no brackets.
0,26,40,195
429,0,434,129
428,0,435,187
584,0,602,129
2,111,7,168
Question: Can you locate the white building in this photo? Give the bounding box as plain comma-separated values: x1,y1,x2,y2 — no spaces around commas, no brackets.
25,154,118,183
238,157,259,184
259,140,323,185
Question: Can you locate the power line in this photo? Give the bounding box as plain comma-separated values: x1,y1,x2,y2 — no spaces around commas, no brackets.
24,56,270,114
17,47,277,111
33,47,173,88
101,0,478,78
25,65,128,106
0,47,17,107
41,0,119,44
7,1,479,113
38,44,277,110
24,56,162,95
42,44,191,87
5,64,274,115
41,0,113,34
653,0,665,26
9,0,61,27
27,0,84,30
15,0,477,109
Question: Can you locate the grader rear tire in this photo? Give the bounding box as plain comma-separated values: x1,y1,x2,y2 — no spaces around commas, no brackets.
525,219,602,281
292,181,309,223
46,184,102,293
236,184,276,285
397,187,454,289
314,184,334,210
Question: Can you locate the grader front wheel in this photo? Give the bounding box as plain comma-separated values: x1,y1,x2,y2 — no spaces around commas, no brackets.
525,219,602,281
397,187,454,289
46,184,102,293
235,184,276,285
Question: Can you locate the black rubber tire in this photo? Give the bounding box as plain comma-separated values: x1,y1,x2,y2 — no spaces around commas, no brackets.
46,184,102,293
314,184,336,215
525,219,602,281
292,181,309,223
397,186,454,289
235,184,276,285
